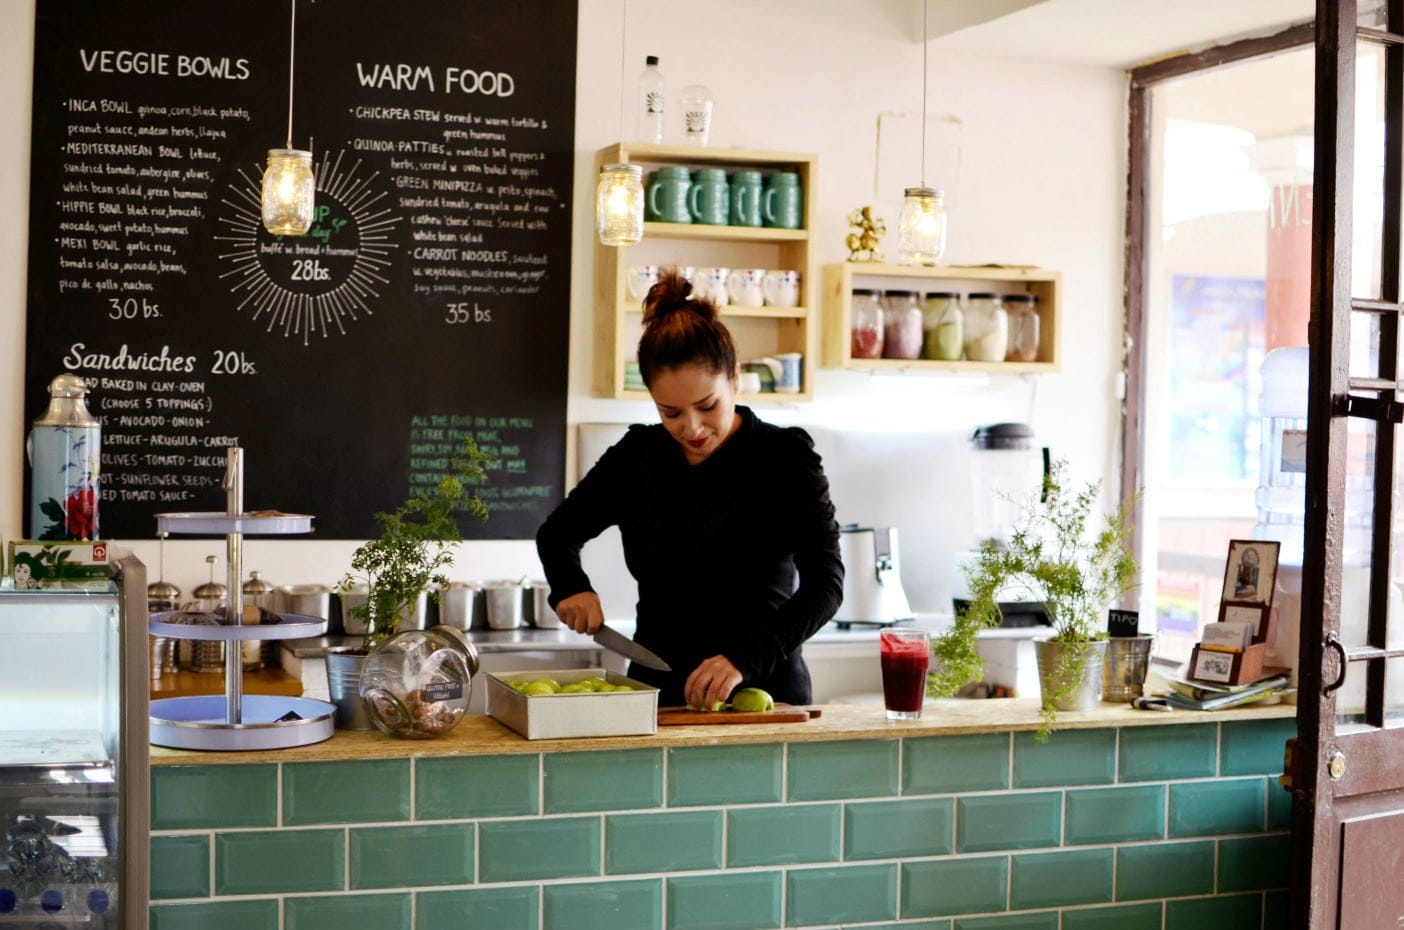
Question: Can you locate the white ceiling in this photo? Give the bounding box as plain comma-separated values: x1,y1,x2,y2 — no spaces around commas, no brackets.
927,0,1316,69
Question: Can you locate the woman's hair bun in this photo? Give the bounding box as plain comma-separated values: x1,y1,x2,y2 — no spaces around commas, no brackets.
642,267,718,325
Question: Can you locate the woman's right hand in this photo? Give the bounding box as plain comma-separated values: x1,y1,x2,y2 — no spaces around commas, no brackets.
554,591,605,635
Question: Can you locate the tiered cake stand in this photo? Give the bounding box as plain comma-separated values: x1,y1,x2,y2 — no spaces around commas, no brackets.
148,447,335,750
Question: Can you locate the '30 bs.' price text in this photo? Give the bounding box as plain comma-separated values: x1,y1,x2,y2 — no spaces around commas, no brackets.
445,301,491,324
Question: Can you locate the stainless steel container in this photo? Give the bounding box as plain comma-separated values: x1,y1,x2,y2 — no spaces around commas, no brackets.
276,583,331,620
338,585,369,636
439,581,485,631
338,586,429,636
528,580,564,629
484,580,525,630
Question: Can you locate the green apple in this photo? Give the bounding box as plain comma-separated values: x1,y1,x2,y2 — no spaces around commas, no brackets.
686,700,728,712
580,677,610,691
523,679,560,696
560,682,593,693
731,688,775,712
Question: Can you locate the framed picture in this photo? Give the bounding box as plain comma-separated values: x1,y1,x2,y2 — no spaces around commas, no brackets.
1191,647,1236,684
1220,539,1280,607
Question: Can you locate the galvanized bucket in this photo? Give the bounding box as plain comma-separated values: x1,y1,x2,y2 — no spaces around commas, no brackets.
324,648,373,730
1101,634,1156,702
1034,639,1108,712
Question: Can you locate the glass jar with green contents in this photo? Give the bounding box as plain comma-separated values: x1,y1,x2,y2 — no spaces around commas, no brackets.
922,291,963,360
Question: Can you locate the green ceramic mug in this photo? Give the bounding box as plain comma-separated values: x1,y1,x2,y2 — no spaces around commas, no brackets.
763,172,802,229
687,167,730,225
646,166,692,224
730,170,764,227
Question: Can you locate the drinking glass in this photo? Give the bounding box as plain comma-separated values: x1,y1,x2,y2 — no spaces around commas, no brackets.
880,628,930,720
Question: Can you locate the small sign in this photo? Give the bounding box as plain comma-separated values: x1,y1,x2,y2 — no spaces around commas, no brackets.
424,680,464,703
1107,609,1140,637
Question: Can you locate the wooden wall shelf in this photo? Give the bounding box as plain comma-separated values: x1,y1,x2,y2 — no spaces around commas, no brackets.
594,143,819,402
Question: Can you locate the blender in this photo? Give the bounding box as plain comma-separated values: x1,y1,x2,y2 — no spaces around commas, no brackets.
950,423,1050,627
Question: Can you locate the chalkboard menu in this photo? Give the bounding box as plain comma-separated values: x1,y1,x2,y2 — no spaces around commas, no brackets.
24,0,576,539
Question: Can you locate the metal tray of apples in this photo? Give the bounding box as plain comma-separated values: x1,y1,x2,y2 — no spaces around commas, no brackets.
485,667,659,740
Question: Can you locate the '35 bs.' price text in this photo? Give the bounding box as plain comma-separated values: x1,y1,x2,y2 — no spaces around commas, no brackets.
445,301,491,324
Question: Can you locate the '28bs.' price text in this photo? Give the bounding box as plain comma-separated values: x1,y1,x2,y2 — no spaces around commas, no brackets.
445,301,491,324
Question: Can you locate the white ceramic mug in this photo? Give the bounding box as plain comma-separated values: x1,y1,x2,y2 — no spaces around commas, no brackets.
775,352,802,393
726,268,766,308
763,269,801,308
695,267,730,306
626,264,659,301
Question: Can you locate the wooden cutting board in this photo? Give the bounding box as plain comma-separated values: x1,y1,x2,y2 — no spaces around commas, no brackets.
657,704,823,725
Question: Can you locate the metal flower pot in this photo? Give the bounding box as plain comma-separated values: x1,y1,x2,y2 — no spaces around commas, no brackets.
324,647,373,730
1034,638,1108,712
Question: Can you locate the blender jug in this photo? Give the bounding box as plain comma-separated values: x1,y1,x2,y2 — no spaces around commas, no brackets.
969,423,1049,548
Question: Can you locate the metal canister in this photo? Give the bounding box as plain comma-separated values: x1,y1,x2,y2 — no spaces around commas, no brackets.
27,374,101,540
243,570,276,669
147,578,181,679
188,556,227,673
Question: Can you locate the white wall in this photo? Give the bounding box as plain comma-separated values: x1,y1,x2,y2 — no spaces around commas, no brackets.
0,0,1128,607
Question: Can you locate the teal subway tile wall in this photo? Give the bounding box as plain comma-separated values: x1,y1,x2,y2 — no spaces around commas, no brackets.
150,719,1292,929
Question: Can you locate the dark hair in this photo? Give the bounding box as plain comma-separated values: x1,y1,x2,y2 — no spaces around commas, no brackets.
636,267,737,387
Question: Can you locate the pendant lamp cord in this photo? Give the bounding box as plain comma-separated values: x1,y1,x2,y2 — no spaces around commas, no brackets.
618,0,627,140
920,0,927,187
285,0,297,148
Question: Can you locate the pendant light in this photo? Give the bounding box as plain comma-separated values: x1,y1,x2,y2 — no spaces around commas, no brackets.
262,0,315,236
897,0,947,266
596,0,644,246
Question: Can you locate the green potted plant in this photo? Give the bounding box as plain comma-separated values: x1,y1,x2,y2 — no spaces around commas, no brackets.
929,458,1138,740
325,437,490,729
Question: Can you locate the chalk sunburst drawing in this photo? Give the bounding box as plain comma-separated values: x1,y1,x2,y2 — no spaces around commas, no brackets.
215,149,401,345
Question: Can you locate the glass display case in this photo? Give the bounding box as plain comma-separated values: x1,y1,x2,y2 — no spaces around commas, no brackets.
0,555,148,928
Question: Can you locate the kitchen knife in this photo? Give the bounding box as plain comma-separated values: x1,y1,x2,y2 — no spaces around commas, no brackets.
593,624,671,672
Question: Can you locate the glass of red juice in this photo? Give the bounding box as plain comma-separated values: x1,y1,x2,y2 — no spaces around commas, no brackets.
880,628,930,720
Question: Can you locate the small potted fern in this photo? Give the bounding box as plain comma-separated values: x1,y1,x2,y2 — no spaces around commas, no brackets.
325,437,490,729
929,458,1138,741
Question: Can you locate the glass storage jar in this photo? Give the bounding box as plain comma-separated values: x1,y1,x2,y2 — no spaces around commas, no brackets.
851,288,884,358
922,291,963,360
1004,293,1040,361
881,289,924,359
359,625,481,738
964,292,1009,362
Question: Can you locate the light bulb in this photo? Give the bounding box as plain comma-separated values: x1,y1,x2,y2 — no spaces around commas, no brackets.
261,148,315,236
897,187,947,266
596,163,644,246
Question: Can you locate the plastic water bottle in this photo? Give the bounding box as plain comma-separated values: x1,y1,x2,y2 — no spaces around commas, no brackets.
637,55,664,143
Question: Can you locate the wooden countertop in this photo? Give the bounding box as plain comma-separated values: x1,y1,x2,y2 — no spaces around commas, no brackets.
149,698,1297,766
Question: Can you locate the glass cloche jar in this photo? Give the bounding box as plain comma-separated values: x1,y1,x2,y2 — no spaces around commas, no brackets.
359,625,481,738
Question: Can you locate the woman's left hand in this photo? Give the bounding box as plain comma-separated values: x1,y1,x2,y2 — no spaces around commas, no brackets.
685,655,743,711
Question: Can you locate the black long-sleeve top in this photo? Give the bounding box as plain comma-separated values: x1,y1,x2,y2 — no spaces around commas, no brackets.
536,406,844,705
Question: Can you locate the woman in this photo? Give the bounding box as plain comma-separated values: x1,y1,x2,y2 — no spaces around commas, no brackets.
536,268,844,710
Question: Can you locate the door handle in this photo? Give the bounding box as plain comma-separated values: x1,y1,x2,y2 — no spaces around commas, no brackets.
1324,633,1347,694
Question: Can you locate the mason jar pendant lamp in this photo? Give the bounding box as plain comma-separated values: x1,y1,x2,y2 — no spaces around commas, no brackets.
262,0,315,236
596,0,644,246
897,0,948,266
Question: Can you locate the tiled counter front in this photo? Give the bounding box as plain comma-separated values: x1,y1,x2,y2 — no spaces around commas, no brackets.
148,708,1295,930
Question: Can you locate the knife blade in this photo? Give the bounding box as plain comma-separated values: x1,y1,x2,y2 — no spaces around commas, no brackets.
592,624,671,672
